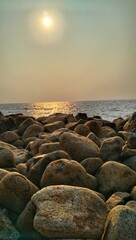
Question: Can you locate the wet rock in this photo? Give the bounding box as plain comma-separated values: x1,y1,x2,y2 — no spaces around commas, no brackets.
40,159,97,190
39,142,62,154
74,124,90,136
87,132,101,147
123,156,136,171
0,131,19,144
0,147,16,168
22,124,44,140
81,157,103,175
106,192,131,211
13,149,31,164
96,161,136,196
44,121,65,133
85,120,102,136
17,117,35,136
0,209,20,240
124,112,136,132
102,205,136,240
59,132,99,162
0,172,39,214
131,186,136,200
100,136,123,162
32,185,107,239
27,150,71,187
98,126,117,139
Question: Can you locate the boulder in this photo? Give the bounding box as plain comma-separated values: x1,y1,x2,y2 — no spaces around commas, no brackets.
13,149,31,164
98,126,117,139
123,156,136,171
0,140,17,151
131,186,136,200
102,205,136,240
74,124,90,136
32,185,107,239
100,136,123,162
22,124,44,140
16,163,27,176
17,117,35,136
0,131,19,144
0,209,20,240
27,150,71,187
0,172,39,214
85,120,102,136
87,132,101,147
122,145,136,159
81,157,103,175
43,113,76,124
75,112,88,121
0,117,15,134
106,192,131,211
0,169,9,181
96,161,136,196
44,121,65,133
126,200,136,211
40,159,97,190
39,142,62,154
59,132,99,162
0,147,16,168
30,138,50,156
124,112,136,132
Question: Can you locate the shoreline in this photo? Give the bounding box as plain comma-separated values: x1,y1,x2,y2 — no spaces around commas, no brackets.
0,110,136,239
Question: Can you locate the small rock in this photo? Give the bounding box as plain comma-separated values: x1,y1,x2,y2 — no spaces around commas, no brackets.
22,124,44,140
81,157,103,175
98,126,117,139
74,124,90,136
44,121,65,133
0,131,19,144
87,132,101,147
39,142,62,154
17,117,35,136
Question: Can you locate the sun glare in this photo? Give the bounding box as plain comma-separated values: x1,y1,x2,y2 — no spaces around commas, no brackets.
43,16,53,27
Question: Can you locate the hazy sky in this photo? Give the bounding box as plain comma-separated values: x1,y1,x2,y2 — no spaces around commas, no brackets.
0,0,136,103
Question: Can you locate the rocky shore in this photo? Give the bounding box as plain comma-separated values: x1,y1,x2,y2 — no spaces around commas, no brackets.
0,110,136,240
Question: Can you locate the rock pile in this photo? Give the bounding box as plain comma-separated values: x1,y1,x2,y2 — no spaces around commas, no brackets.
0,111,136,239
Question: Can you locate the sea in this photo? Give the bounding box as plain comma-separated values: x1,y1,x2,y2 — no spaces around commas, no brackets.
0,99,136,122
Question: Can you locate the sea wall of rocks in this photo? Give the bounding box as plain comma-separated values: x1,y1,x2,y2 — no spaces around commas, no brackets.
0,111,136,239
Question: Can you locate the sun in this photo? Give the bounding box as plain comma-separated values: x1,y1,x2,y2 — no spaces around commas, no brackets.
43,16,53,27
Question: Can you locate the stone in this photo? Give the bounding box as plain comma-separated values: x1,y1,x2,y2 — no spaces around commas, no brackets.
0,147,16,168
123,156,136,171
40,159,97,190
131,186,136,200
0,140,17,151
0,169,9,181
16,163,27,176
59,132,99,162
0,209,20,240
39,142,62,154
17,117,35,136
0,117,15,134
47,128,70,142
122,145,136,159
87,132,101,147
100,136,123,162
96,161,136,196
27,150,71,187
98,126,117,139
81,157,103,175
124,112,136,132
44,121,65,133
12,139,24,148
0,131,19,144
75,112,88,121
85,120,102,136
0,172,39,214
106,192,131,211
126,200,136,211
102,205,136,240
32,185,107,239
43,113,75,124
74,124,90,136
13,149,31,164
22,124,44,140
127,134,136,149
113,117,125,131
30,138,50,156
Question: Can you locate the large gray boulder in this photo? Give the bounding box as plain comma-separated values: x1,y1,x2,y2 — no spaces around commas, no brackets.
102,205,136,240
59,132,99,162
40,159,97,190
96,161,136,196
32,185,107,239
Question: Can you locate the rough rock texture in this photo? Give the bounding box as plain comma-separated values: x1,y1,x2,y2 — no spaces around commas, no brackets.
0,172,39,214
0,147,16,168
96,161,136,196
32,185,107,239
40,159,97,190
59,132,99,162
131,186,136,200
100,136,123,162
126,200,136,211
39,142,62,154
44,121,65,133
27,150,71,187
102,205,136,240
106,192,131,211
81,157,103,175
0,209,20,240
13,149,31,164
